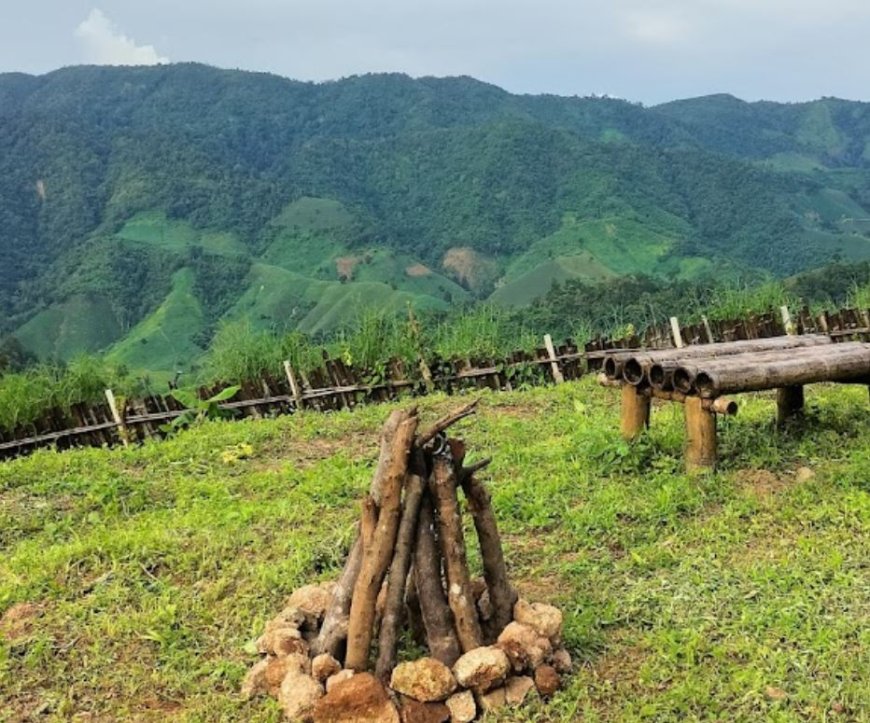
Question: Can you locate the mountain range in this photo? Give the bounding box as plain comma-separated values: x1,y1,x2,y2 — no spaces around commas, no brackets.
2,63,870,375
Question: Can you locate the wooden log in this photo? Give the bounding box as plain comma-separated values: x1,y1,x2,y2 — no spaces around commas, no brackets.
414,494,461,666
624,335,834,389
691,344,870,398
673,342,868,394
430,452,483,653
776,386,805,426
375,470,426,680
370,409,417,505
345,414,418,671
641,388,738,415
685,396,717,471
460,474,517,643
620,384,650,441
313,494,379,658
404,568,427,647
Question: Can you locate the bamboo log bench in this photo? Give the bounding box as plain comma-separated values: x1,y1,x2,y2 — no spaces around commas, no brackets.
600,338,870,471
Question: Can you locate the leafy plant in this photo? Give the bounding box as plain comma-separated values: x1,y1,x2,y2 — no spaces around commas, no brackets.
162,385,241,433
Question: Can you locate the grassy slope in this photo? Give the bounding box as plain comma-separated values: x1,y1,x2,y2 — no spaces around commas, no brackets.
1,380,868,721
106,268,206,377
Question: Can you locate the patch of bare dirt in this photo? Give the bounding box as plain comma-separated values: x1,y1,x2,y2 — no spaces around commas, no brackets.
405,263,431,277
441,247,497,292
1,602,43,641
735,469,788,498
335,256,361,281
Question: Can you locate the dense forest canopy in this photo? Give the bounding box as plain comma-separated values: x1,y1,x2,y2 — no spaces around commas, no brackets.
1,63,869,375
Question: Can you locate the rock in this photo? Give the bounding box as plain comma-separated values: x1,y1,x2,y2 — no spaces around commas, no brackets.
795,467,814,484
312,672,399,722
258,625,309,658
288,582,337,631
478,686,507,713
312,654,342,684
452,646,511,693
534,665,560,698
399,697,450,723
241,659,268,700
513,600,563,643
271,605,307,629
551,648,572,675
390,657,457,702
266,655,309,697
505,675,537,706
444,691,476,723
278,671,323,721
497,622,552,671
325,669,355,693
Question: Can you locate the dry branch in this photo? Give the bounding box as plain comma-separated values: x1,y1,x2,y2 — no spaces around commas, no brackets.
414,494,461,666
345,413,418,671
417,400,479,447
460,474,517,642
375,471,426,680
430,452,483,653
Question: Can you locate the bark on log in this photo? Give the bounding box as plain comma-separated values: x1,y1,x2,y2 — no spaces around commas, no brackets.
404,568,427,647
640,389,739,415
690,343,870,398
370,408,416,505
345,415,418,671
460,474,516,642
375,471,426,680
313,496,378,658
414,494,461,666
430,452,483,653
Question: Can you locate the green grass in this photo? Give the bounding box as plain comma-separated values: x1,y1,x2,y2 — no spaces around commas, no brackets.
1,379,868,721
106,268,207,378
117,212,247,257
13,296,123,362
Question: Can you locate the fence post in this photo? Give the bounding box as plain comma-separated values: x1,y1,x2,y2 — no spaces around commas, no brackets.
670,317,684,348
701,315,715,344
543,334,564,384
283,361,304,410
780,305,795,335
104,389,129,447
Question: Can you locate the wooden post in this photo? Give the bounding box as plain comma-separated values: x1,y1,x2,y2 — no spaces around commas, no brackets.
701,315,715,344
776,386,805,426
781,305,795,336
283,360,304,410
620,384,650,441
543,334,564,384
104,389,129,447
684,397,717,471
670,317,684,348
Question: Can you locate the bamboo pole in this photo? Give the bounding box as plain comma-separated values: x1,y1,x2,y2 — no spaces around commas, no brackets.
685,397,717,471
543,334,565,384
620,384,650,441
691,344,870,398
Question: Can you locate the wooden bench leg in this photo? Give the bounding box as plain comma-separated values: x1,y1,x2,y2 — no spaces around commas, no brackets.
685,396,717,471
776,385,804,426
620,384,650,441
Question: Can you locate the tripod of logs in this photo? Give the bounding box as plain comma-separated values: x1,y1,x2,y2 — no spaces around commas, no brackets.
243,401,570,722
600,335,870,470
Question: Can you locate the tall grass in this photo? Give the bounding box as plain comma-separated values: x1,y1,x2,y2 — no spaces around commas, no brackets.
848,280,870,309
704,281,794,321
431,305,538,359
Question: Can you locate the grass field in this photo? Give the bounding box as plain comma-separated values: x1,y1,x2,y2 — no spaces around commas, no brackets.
1,379,868,721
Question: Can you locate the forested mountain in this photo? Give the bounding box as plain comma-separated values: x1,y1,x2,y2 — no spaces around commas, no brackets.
2,63,870,373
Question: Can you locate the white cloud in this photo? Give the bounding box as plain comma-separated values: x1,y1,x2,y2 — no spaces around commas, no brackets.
75,8,168,65
621,8,692,46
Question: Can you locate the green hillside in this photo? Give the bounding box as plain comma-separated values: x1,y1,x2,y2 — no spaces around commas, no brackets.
2,65,870,374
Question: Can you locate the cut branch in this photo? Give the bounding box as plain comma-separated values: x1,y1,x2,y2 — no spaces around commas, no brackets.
417,400,480,447
430,452,483,653
414,494,461,666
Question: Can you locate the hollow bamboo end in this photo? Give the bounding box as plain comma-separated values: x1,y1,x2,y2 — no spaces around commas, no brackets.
603,357,620,380
623,358,645,385
673,367,695,394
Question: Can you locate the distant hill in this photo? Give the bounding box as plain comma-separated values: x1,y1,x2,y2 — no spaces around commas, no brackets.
2,64,869,374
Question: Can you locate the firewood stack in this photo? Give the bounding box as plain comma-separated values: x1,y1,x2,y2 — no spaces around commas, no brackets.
242,402,571,722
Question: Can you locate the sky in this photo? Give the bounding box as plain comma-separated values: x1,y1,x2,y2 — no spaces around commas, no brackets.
1,0,869,105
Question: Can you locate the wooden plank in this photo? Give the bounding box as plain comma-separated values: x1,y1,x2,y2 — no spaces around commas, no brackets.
283,360,304,409
543,334,565,384
670,317,684,348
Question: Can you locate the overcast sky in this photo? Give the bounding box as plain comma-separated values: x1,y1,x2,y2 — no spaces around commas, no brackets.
1,0,869,105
